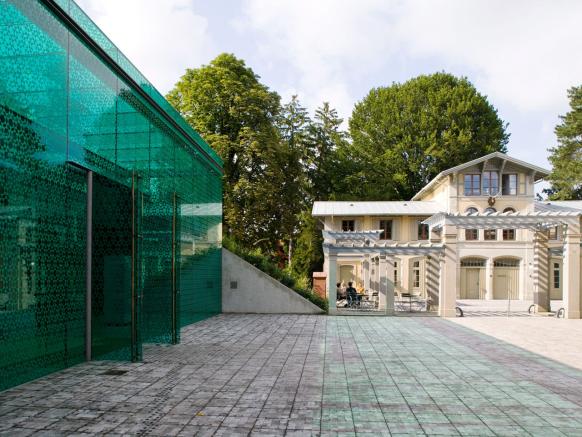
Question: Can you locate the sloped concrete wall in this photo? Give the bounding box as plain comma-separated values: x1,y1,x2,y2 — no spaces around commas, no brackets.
222,249,324,314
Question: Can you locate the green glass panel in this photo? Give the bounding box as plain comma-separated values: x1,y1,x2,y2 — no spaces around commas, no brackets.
0,0,222,391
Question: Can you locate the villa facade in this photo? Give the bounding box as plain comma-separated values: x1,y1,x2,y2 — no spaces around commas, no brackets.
312,152,582,317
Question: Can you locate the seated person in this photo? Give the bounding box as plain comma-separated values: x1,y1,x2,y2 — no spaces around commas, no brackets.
346,282,359,306
336,282,346,299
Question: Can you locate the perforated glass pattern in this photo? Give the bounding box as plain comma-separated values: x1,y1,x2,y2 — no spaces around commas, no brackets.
0,0,222,391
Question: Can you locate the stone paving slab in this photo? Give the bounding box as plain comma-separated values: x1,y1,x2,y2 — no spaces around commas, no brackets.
1,314,582,436
450,316,582,371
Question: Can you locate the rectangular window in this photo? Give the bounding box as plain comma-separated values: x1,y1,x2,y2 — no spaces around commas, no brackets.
553,263,560,289
464,174,481,196
394,261,399,286
483,171,499,195
503,229,516,240
484,229,497,240
342,220,355,232
379,220,392,240
547,226,559,240
465,229,478,240
418,223,429,240
412,260,420,288
502,174,518,195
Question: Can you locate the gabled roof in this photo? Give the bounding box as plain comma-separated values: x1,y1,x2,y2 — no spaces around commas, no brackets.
312,201,441,217
412,152,551,200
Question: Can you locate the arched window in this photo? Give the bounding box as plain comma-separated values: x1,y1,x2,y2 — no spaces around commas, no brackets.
465,207,478,215
503,207,516,213
484,207,497,214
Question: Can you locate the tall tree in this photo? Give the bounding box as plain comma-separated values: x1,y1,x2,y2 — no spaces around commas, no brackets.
345,72,509,200
547,85,582,200
167,54,285,249
308,102,348,201
291,103,348,278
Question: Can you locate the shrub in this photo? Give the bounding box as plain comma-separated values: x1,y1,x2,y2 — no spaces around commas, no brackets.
223,236,328,312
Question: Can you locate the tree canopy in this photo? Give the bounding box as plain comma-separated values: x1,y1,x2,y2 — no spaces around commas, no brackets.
344,72,509,200
546,85,582,200
168,59,512,285
167,54,290,249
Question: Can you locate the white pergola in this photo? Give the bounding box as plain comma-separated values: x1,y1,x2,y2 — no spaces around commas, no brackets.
323,231,444,315
423,210,581,318
323,210,581,318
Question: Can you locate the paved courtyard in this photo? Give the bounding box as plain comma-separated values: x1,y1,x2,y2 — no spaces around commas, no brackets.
1,315,582,436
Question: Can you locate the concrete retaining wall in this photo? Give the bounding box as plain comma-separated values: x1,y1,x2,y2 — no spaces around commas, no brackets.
222,249,324,314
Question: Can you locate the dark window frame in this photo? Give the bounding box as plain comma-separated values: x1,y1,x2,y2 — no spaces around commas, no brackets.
379,219,393,240
502,174,518,195
464,174,481,196
502,229,516,240
553,263,560,289
484,229,497,240
341,220,355,232
465,229,479,240
417,222,429,240
483,171,499,195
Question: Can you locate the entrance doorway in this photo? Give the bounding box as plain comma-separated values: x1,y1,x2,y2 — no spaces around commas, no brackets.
493,258,520,300
90,173,133,361
460,258,485,299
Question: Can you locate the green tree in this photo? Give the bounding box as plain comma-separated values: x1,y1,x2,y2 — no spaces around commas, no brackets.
547,85,582,200
308,102,348,201
345,72,509,200
167,54,284,249
291,103,348,279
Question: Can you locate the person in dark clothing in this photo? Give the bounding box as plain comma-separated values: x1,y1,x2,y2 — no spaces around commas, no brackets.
346,281,358,307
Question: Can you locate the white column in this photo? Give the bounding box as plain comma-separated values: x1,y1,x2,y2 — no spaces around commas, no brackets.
327,253,338,315
363,256,371,298
440,224,458,318
425,255,439,310
485,258,493,300
378,255,394,315
533,230,550,312
563,223,581,319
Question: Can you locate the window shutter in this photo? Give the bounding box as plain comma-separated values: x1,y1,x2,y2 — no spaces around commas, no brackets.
518,174,526,195
392,218,400,241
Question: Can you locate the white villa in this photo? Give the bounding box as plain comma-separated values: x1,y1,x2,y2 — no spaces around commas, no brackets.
312,152,582,318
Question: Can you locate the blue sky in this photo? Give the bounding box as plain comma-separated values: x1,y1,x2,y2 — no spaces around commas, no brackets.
76,0,582,172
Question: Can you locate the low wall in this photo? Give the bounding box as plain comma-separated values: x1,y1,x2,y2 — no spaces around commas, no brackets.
222,249,324,314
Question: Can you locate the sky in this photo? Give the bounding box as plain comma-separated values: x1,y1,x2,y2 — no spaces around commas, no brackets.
76,0,582,172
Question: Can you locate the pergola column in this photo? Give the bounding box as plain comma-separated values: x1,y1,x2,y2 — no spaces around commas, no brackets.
440,224,458,317
425,255,440,310
533,230,550,312
363,256,371,298
563,223,581,319
485,258,493,300
378,255,394,315
327,253,338,315
373,257,379,295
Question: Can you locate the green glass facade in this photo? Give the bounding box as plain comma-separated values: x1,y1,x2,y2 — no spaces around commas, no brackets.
0,0,223,391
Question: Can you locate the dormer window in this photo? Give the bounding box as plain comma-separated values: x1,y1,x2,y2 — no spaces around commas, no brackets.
341,220,355,232
464,174,481,196
483,171,499,195
502,174,517,195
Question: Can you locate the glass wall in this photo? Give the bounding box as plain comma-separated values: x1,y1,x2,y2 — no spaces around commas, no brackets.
0,0,222,390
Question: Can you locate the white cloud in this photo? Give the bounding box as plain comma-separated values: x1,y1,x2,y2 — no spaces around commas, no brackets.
75,0,214,94
239,0,582,117
394,1,582,113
